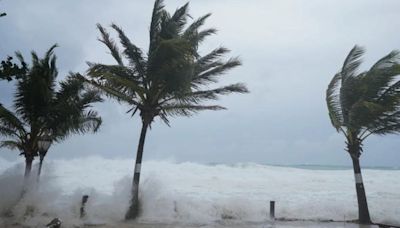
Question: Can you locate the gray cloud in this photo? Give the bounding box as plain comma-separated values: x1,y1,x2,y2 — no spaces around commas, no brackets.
1,0,400,166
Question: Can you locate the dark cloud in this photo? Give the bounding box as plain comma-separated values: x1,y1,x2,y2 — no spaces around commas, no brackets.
1,0,400,166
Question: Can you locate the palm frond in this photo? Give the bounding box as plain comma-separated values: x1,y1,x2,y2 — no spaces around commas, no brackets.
111,24,146,77
58,110,102,137
0,105,26,136
149,0,165,53
166,2,190,36
44,44,58,62
196,47,229,67
166,83,248,104
193,57,241,86
341,45,364,81
326,73,343,131
97,24,124,66
362,52,400,101
0,140,23,150
339,46,365,125
0,126,19,138
14,51,25,65
365,110,400,136
193,28,217,45
161,103,225,117
80,110,102,132
80,89,103,107
184,13,212,37
377,80,400,103
77,74,140,106
87,63,145,98
370,50,400,71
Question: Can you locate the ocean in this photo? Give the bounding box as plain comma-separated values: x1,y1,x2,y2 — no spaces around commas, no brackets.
0,157,399,227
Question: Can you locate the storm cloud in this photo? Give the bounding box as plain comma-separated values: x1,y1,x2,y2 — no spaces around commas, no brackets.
1,0,400,166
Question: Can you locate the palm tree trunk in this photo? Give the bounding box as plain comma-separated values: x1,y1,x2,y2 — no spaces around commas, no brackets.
37,155,44,182
125,120,149,220
351,156,371,224
22,155,34,195
24,156,33,180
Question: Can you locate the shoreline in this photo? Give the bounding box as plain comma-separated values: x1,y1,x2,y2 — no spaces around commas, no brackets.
1,218,385,228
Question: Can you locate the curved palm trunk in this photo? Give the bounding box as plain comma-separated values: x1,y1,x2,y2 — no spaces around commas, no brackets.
125,120,149,220
350,155,371,224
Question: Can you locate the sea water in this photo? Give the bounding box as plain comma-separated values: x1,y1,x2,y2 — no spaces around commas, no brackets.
0,157,399,227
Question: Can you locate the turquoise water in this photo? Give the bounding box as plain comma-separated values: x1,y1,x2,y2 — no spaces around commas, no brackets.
207,162,400,170
281,164,400,170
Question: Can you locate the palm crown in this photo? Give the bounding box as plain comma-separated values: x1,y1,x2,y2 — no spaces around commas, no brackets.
327,45,400,156
80,0,248,125
0,45,102,175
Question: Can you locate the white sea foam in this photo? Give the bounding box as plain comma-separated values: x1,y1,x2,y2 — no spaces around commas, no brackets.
0,156,399,227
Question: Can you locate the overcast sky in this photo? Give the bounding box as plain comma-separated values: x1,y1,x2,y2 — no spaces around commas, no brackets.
1,0,400,166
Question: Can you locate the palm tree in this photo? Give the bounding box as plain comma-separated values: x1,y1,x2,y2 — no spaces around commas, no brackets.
79,0,248,219
0,45,102,184
326,45,400,224
35,75,103,180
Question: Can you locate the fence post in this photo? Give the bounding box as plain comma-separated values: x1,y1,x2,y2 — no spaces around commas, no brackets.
270,201,275,220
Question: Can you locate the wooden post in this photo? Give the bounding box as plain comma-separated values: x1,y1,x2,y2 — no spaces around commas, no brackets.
80,195,89,218
270,201,275,220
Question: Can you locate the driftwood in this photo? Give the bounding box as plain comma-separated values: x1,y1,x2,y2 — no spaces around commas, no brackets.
46,218,62,228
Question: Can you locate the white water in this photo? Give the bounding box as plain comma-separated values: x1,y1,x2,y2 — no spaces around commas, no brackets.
0,156,399,227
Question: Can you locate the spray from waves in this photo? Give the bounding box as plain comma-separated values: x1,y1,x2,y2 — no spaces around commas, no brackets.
0,159,131,227
0,157,399,227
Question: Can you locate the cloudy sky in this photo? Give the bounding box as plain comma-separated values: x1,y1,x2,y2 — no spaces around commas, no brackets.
1,0,400,166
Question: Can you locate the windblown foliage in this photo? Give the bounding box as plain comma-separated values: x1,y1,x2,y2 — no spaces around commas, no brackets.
80,0,248,125
0,45,102,168
327,45,400,155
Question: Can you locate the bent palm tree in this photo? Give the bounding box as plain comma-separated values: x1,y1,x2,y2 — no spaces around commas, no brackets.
80,0,248,219
0,45,102,185
326,45,400,224
36,75,103,180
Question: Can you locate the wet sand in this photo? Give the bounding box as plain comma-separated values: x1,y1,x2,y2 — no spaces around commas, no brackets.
84,220,380,228
0,219,383,228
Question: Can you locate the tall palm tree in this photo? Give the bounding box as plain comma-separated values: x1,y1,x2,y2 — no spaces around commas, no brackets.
0,45,102,184
79,0,248,219
326,45,400,224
